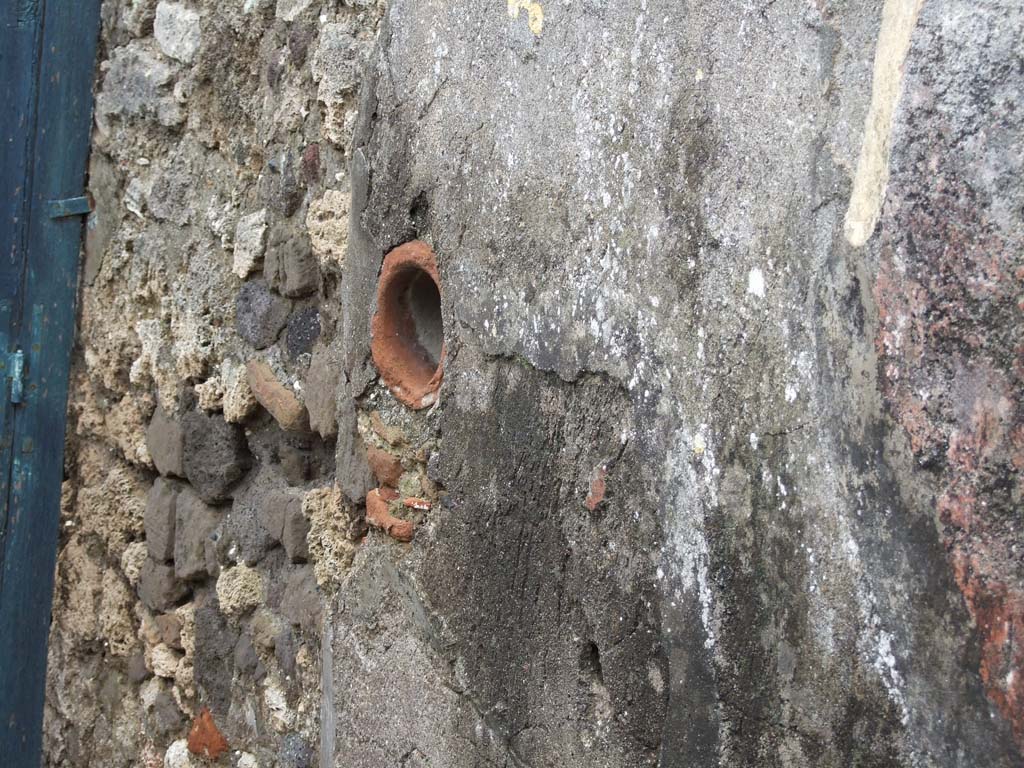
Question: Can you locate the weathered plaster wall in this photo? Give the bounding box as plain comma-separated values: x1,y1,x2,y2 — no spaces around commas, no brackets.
45,0,1023,767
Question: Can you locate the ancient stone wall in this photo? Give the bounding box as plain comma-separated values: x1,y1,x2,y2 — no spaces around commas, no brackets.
45,0,1023,767
45,1,386,766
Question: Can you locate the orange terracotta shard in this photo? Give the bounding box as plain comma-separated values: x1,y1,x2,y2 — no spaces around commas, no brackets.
366,488,415,542
187,707,228,760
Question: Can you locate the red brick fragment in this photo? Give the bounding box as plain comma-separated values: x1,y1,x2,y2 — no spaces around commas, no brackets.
366,488,415,543
187,707,228,760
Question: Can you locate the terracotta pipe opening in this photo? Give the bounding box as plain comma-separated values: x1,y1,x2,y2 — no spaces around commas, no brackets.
370,241,445,409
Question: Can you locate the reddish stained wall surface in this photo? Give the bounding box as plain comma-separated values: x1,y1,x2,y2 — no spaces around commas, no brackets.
875,152,1024,749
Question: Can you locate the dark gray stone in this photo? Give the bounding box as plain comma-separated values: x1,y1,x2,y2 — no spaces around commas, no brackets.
285,307,321,360
255,489,297,544
126,651,151,683
181,410,252,504
152,689,186,738
146,406,185,478
233,633,258,677
193,591,238,716
333,395,373,504
204,534,221,581
137,558,188,612
280,566,320,634
222,497,276,567
235,279,291,350
281,504,309,563
147,167,191,225
278,733,314,768
174,487,221,581
274,626,297,678
144,477,179,562
279,443,313,486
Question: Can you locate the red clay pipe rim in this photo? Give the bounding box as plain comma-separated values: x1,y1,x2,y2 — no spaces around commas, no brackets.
370,240,445,409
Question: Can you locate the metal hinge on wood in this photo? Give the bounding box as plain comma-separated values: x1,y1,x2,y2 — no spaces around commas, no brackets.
5,349,25,404
47,195,91,219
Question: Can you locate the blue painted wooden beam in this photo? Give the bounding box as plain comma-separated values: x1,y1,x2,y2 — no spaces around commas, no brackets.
0,0,102,764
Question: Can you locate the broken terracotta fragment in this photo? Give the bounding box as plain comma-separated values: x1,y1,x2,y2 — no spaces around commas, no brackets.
366,488,415,542
187,707,228,760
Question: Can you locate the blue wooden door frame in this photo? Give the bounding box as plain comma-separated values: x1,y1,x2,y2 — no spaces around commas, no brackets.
0,0,102,763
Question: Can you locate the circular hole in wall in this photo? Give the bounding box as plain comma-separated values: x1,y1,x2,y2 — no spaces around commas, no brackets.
370,241,445,409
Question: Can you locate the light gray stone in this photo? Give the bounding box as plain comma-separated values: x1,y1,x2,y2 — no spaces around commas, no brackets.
233,209,268,279
154,2,201,64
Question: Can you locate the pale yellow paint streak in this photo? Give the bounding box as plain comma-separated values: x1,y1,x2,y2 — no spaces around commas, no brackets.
844,0,925,247
507,0,544,36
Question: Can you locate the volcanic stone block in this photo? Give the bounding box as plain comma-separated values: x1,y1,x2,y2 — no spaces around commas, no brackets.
193,593,238,716
285,307,321,360
236,279,291,350
138,558,189,612
281,504,310,563
182,410,252,504
274,627,297,677
127,652,151,683
303,342,337,439
221,498,276,567
280,441,316,486
147,406,185,478
255,489,296,544
281,566,320,633
233,633,258,677
145,477,180,562
174,488,222,581
152,689,187,738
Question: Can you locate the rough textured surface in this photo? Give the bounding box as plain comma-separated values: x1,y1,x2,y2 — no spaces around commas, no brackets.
47,0,1022,766
46,1,382,764
182,410,252,503
324,1,1023,765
